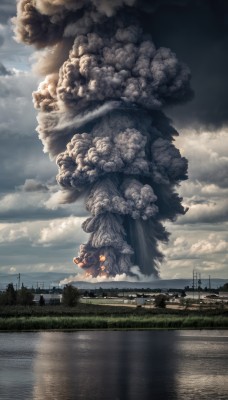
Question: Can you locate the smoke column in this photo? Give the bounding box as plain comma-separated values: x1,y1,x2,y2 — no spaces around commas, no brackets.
14,0,191,278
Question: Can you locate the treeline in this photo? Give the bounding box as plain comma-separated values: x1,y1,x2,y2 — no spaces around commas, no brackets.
220,283,228,292
0,284,34,306
0,284,80,307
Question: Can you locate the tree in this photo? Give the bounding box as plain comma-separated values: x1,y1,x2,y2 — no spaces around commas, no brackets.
0,291,7,306
39,295,45,306
62,285,80,307
220,283,228,292
154,294,167,308
180,298,191,310
5,283,17,305
17,286,34,306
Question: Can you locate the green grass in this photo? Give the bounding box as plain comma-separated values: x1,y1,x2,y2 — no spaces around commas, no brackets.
0,303,227,331
0,314,227,331
1,303,227,318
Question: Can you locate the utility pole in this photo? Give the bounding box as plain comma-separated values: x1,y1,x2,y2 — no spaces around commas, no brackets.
192,269,198,299
192,270,194,299
17,273,21,291
198,272,201,302
209,275,211,291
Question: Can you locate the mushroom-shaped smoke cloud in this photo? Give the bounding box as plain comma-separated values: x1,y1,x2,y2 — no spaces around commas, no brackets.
14,0,191,278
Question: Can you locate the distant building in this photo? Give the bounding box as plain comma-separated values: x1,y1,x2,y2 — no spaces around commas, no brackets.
33,293,62,305
135,297,146,307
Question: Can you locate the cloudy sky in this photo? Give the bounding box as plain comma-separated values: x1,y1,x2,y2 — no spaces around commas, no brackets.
0,0,227,281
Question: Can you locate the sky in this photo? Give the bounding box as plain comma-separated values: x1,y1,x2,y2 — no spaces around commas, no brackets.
0,0,227,281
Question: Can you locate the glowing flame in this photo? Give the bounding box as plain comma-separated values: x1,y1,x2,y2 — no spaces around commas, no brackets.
100,272,108,278
74,253,108,275
73,257,86,268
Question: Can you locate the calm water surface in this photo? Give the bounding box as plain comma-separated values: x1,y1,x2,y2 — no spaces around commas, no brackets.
0,330,227,400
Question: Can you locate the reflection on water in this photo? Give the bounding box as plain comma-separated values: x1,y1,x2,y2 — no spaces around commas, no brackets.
33,331,178,400
175,331,228,400
0,332,38,400
0,331,227,400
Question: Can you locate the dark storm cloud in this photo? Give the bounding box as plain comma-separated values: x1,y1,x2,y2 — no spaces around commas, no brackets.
0,207,72,222
0,185,88,222
0,63,12,76
0,1,16,24
0,243,76,266
192,162,228,189
0,36,4,47
142,0,228,129
0,69,56,194
0,133,56,194
0,71,37,131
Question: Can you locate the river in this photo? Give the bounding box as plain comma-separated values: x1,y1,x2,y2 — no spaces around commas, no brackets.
0,330,227,399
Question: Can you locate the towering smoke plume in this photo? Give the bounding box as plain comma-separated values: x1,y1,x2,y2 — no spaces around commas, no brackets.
14,0,191,278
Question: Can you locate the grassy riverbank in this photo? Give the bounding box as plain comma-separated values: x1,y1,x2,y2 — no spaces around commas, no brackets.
0,315,227,330
1,302,227,317
0,303,227,330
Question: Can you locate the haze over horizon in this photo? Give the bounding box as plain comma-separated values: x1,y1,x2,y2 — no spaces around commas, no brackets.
0,1,227,281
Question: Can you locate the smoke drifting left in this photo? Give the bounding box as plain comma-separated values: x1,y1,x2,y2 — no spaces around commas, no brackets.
14,0,191,279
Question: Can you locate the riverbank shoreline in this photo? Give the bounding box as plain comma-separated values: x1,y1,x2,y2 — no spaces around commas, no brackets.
0,314,227,331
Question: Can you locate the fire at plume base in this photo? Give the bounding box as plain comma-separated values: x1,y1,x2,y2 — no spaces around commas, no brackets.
73,245,133,278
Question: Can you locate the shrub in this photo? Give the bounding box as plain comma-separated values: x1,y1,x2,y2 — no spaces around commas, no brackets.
17,286,34,306
154,294,167,308
39,295,45,306
62,285,80,307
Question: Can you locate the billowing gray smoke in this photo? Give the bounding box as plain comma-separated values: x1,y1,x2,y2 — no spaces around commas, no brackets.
14,0,191,278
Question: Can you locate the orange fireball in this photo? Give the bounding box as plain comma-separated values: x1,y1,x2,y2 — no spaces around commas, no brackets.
99,255,106,262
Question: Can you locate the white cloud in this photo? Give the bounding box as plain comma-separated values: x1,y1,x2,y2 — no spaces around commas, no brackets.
176,128,228,188
0,192,46,211
44,190,89,216
178,197,228,224
0,221,41,245
60,266,157,285
19,178,49,192
190,238,227,255
37,216,88,246
0,216,88,247
0,225,29,243
172,128,228,226
159,226,228,279
0,191,55,221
